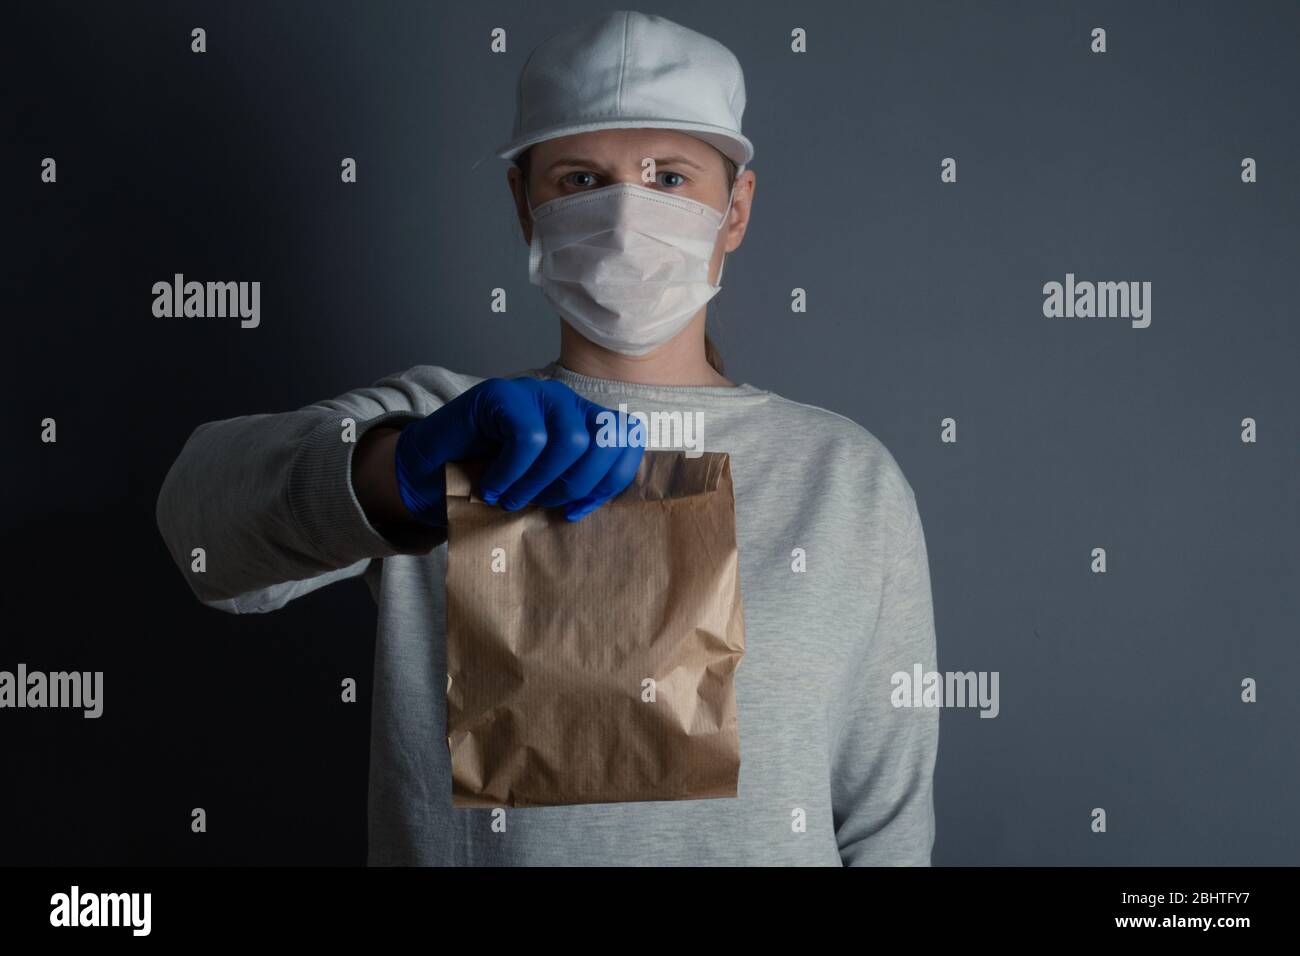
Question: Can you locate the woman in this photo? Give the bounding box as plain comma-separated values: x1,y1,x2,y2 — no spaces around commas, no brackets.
157,10,939,866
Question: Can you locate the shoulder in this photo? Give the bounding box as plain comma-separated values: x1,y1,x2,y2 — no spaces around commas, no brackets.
757,389,920,534
370,364,486,410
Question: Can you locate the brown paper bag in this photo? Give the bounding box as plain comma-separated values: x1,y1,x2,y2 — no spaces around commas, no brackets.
443,450,746,808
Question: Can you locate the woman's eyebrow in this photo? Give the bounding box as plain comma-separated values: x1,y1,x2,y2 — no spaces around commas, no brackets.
544,157,601,172
543,154,706,172
651,155,705,170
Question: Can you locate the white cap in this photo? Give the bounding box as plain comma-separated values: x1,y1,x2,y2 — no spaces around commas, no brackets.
495,10,753,171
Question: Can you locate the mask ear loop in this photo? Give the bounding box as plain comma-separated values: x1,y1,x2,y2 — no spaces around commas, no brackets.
714,178,739,286
524,177,545,285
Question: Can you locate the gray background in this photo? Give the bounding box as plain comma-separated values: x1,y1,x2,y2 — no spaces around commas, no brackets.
5,0,1297,864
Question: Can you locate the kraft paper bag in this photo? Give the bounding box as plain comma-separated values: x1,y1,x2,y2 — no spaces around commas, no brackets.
443,450,746,808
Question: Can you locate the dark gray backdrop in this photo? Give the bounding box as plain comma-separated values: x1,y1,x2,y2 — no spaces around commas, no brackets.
4,0,1297,865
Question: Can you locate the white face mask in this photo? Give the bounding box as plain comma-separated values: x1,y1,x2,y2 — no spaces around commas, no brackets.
526,181,735,356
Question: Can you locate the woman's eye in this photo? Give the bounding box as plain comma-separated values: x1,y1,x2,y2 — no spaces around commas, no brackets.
657,171,686,187
564,172,598,188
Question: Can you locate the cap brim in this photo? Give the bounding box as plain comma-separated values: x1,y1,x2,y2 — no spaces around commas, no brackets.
495,118,753,167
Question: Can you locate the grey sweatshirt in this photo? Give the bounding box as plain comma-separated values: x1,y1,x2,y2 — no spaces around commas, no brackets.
156,361,939,866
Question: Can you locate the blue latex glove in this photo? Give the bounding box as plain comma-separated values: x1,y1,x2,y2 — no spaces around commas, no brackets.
393,377,646,527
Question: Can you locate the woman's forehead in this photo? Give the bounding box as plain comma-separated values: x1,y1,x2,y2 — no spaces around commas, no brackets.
531,128,719,167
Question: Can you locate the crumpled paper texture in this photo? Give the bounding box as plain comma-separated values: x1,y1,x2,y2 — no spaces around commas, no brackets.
444,450,746,808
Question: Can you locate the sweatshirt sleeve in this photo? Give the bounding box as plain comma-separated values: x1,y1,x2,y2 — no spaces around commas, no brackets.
830,485,940,866
155,370,444,614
